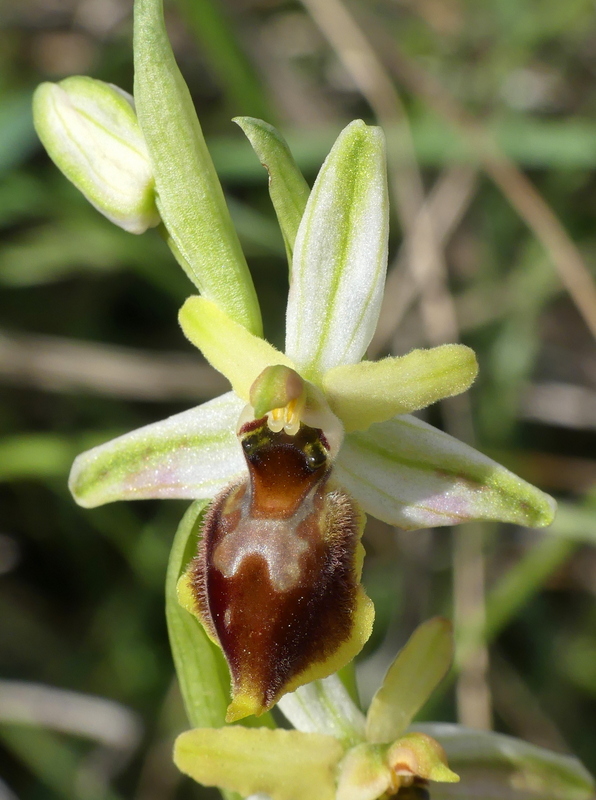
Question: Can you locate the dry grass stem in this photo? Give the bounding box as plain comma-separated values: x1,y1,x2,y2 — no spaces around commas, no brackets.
0,330,227,401
364,14,596,341
370,165,478,356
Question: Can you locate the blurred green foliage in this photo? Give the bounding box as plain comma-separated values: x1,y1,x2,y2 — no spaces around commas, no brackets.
2,0,596,798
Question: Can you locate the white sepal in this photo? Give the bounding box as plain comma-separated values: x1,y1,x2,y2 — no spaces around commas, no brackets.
335,415,556,530
277,675,366,748
285,120,388,380
69,392,245,508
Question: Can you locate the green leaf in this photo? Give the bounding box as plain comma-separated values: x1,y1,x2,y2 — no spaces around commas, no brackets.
174,726,343,800
484,535,577,643
366,618,453,744
0,91,38,176
166,500,232,729
0,433,77,480
323,345,478,432
133,0,262,335
0,724,117,800
285,120,389,381
414,724,595,800
173,0,272,119
234,117,310,265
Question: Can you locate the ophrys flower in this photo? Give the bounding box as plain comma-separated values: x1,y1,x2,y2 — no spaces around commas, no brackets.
173,618,594,800
175,618,459,800
67,117,554,720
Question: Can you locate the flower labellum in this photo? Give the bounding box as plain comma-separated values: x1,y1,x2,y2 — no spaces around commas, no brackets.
178,366,374,721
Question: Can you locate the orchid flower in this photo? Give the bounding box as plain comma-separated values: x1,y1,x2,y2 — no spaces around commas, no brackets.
32,0,557,724
64,113,554,720
175,618,461,800
174,619,594,800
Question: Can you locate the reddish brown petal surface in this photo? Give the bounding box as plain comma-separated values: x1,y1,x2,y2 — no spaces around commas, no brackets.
188,420,370,720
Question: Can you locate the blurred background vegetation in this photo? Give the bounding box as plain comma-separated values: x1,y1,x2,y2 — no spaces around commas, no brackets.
2,0,596,797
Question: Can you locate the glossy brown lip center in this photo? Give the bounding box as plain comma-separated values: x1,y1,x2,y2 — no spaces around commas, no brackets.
240,419,329,517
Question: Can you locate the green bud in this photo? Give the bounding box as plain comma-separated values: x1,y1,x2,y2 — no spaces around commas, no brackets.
33,76,160,234
386,732,459,784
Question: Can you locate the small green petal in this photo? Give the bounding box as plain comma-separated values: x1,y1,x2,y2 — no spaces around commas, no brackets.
234,117,310,265
133,0,262,334
323,345,478,432
414,724,594,800
179,296,294,401
33,77,159,234
366,618,454,744
285,120,389,380
174,726,343,800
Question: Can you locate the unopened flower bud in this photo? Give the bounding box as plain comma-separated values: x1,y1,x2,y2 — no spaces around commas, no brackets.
33,76,160,233
337,734,458,800
386,732,459,784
